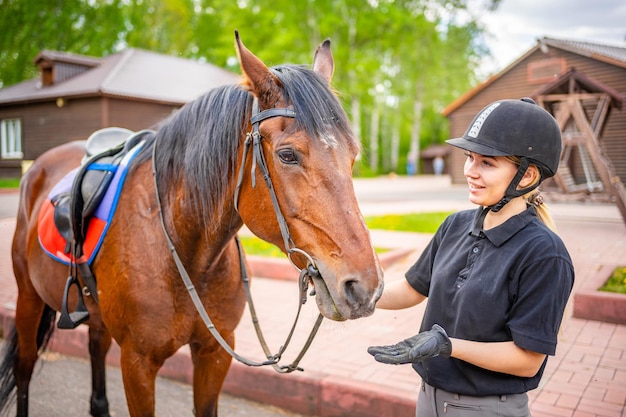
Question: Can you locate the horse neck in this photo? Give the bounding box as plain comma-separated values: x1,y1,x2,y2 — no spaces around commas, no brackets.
164,183,244,262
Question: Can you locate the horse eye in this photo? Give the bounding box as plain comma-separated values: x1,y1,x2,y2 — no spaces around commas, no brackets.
278,149,299,165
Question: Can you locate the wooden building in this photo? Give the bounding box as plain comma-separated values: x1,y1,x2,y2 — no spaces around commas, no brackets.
443,37,626,202
0,49,240,177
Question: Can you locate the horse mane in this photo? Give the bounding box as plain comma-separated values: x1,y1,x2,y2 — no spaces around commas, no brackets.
134,64,356,231
269,65,355,148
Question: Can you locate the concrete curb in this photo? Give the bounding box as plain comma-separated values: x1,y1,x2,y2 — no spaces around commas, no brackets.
0,250,416,417
573,263,626,325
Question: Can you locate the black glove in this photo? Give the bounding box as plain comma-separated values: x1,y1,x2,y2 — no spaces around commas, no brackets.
367,324,452,365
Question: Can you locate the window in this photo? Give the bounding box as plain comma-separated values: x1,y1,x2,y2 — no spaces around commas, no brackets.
1,118,23,159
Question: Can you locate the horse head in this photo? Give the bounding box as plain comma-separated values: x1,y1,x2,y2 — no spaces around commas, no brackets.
234,32,384,321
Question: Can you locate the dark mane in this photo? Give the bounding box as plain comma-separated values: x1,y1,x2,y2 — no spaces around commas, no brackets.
136,64,355,228
270,65,355,147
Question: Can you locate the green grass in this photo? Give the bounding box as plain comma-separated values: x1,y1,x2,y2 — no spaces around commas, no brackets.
364,211,453,234
239,236,391,258
239,236,286,258
240,211,452,257
0,178,20,188
599,266,626,294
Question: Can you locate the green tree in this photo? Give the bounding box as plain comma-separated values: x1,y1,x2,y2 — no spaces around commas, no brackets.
0,0,498,176
0,0,126,87
123,0,198,55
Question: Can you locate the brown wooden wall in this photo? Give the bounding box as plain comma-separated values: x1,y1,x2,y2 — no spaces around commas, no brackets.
0,96,180,177
22,98,103,159
447,48,626,187
106,97,178,131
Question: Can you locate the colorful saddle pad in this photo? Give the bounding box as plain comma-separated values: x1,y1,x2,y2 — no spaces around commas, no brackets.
38,141,144,265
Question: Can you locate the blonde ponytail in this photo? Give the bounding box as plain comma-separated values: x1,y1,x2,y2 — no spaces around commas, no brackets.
525,190,557,232
505,155,558,232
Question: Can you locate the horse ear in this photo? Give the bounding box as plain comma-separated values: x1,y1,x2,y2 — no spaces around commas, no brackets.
235,30,281,97
313,39,334,84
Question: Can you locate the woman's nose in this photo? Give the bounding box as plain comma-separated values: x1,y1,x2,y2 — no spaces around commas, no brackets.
464,159,478,177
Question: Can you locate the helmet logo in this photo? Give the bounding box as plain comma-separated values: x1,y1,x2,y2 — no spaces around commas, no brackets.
467,102,500,138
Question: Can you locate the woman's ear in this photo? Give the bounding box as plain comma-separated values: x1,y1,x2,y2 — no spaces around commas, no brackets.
519,165,540,188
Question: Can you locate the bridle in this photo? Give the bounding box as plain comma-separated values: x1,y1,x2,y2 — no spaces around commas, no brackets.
152,96,323,373
234,98,320,271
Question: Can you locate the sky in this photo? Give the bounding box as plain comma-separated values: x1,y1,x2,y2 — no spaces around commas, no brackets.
469,0,626,78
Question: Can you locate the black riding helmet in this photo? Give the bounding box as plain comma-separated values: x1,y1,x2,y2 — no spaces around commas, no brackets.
446,98,562,234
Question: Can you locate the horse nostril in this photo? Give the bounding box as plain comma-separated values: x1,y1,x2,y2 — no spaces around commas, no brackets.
343,278,366,308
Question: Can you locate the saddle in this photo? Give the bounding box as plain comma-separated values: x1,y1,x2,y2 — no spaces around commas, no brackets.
53,127,134,251
53,127,142,329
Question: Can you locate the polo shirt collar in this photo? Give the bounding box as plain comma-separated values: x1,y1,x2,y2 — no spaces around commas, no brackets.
469,206,537,247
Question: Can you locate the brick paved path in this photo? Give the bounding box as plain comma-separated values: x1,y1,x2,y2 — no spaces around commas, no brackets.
1,177,625,417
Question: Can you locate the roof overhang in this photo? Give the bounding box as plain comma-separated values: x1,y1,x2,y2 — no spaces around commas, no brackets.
442,37,626,117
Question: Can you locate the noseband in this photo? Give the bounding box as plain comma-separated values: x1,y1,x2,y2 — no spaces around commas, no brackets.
153,97,323,373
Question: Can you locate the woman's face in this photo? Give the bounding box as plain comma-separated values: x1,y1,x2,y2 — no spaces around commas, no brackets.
463,151,518,207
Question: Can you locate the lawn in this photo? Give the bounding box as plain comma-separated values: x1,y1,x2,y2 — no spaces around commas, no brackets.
240,211,453,257
363,211,452,234
0,178,20,188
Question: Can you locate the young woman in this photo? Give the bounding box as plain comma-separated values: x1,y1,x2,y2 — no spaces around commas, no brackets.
368,98,574,417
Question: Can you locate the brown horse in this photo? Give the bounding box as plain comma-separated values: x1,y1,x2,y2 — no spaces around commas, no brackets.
0,32,383,417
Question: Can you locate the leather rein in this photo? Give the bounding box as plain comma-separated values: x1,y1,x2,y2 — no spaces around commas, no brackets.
152,97,323,373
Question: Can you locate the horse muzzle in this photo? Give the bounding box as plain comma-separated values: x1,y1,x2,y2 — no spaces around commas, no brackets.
310,266,383,321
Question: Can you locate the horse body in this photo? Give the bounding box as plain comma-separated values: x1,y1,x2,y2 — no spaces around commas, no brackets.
95,160,247,415
0,33,383,417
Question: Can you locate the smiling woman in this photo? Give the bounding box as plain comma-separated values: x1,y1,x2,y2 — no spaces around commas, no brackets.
368,98,574,417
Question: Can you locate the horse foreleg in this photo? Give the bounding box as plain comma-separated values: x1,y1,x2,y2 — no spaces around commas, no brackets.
88,327,112,417
119,346,162,417
189,339,233,417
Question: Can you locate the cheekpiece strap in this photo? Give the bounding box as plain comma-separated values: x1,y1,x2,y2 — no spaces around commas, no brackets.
489,157,539,213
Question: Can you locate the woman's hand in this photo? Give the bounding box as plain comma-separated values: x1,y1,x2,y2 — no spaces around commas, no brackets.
367,325,452,364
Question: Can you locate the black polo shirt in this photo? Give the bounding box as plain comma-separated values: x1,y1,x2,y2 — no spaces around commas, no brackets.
406,206,574,396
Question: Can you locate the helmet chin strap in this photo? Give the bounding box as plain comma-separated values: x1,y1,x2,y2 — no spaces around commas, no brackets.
471,158,540,237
